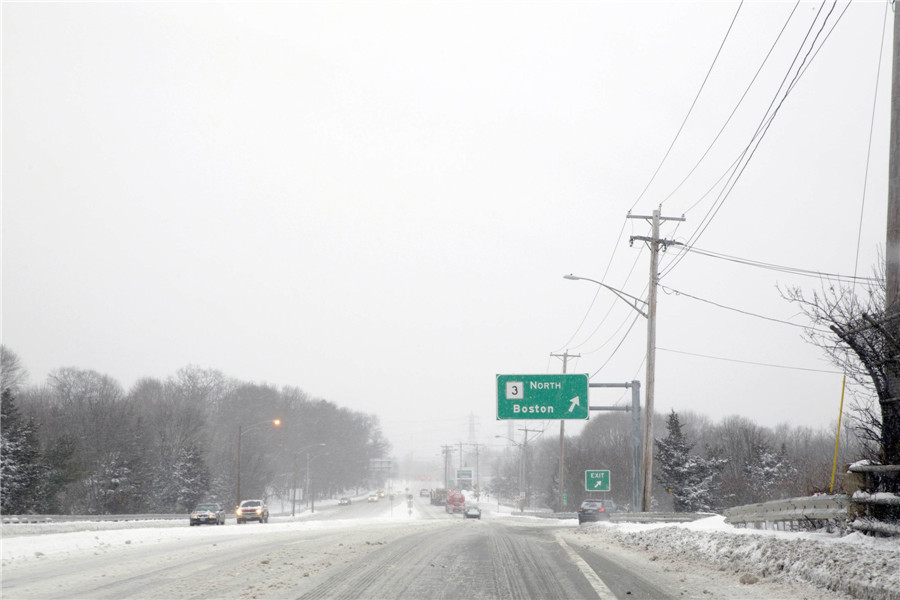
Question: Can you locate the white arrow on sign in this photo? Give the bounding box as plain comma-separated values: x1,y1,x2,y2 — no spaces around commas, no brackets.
567,396,580,412
593,480,605,489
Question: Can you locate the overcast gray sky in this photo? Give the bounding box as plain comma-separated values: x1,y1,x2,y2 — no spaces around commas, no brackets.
2,1,892,459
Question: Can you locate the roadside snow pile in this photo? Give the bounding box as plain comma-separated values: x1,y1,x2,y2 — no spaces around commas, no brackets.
591,516,899,600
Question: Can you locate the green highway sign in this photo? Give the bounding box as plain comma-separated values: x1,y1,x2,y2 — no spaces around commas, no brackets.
496,374,589,420
585,470,611,492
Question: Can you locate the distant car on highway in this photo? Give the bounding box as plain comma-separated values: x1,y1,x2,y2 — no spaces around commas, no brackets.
464,506,482,519
235,499,269,523
367,493,379,502
339,497,351,505
190,503,225,526
577,499,615,524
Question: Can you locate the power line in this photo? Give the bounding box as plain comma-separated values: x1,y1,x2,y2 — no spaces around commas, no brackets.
661,1,849,279
659,285,833,333
567,250,647,351
657,346,842,374
558,1,744,354
660,1,802,211
667,245,882,283
853,0,890,283
629,1,744,213
556,226,646,352
581,310,642,356
589,312,642,379
684,1,840,246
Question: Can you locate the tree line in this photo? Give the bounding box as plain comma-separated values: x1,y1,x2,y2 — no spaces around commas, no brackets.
485,259,892,513
0,347,389,515
487,407,863,513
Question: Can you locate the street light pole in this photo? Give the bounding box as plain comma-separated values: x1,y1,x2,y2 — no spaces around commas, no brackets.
236,419,281,509
292,454,297,517
290,443,326,516
306,449,329,513
237,424,242,510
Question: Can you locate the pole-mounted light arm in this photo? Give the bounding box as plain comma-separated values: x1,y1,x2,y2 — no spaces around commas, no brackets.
494,435,521,448
563,274,648,318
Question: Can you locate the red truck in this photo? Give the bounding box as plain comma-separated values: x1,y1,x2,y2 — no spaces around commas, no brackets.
445,489,466,514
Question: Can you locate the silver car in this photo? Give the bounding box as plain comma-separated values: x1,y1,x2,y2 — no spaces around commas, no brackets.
190,503,225,526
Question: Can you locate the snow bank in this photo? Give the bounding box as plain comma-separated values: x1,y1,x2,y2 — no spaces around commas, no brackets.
586,516,900,600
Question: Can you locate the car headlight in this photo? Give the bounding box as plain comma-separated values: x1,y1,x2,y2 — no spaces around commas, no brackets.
255,508,262,514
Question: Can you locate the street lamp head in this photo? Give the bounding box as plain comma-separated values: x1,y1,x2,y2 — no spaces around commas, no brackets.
563,274,581,281
273,419,282,426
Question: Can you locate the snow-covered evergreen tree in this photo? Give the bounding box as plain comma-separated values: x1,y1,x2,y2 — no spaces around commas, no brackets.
40,434,81,514
744,440,796,503
89,450,146,514
655,410,727,512
172,443,210,510
1,388,46,513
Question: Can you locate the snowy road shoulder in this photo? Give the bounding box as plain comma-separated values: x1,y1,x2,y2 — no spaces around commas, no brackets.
574,515,899,600
0,508,439,564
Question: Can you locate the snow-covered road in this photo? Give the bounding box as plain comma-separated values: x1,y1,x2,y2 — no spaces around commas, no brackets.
1,500,896,599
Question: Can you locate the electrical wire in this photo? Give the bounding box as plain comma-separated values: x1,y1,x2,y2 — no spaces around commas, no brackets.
557,2,744,353
629,1,744,213
667,245,882,283
568,248,647,351
554,219,634,352
657,346,842,374
660,246,880,283
581,310,642,356
660,0,849,280
659,285,833,334
853,0,889,283
660,1,801,210
683,1,839,245
589,312,643,378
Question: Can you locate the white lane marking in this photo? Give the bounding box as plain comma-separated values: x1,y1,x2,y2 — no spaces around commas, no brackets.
555,532,617,600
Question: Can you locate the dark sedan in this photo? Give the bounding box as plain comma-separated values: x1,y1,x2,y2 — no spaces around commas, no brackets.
577,499,615,524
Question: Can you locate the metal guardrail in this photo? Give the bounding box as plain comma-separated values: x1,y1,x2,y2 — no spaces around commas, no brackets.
520,511,713,523
610,512,715,523
724,495,851,531
847,464,900,474
847,463,900,536
2,514,185,525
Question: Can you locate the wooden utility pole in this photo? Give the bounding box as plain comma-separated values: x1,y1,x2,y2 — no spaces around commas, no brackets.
888,3,900,312
551,350,579,512
884,3,900,468
629,209,684,511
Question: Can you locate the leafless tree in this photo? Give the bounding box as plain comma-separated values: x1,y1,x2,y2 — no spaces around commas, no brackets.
780,254,899,470
0,346,29,393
